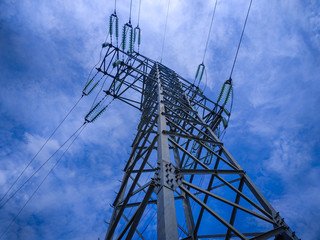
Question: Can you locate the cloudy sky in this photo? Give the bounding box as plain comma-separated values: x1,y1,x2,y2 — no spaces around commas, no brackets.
0,0,319,239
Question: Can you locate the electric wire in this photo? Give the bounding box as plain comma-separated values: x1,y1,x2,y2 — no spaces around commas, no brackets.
89,73,111,110
0,1,252,236
219,89,233,140
0,0,119,229
137,201,153,235
221,0,252,139
84,36,109,88
192,0,217,91
0,123,86,209
84,20,115,87
137,0,142,26
160,0,170,63
114,0,119,47
202,0,218,64
129,0,133,23
195,64,208,94
134,0,143,53
229,0,253,79
84,0,118,87
90,59,117,110
140,207,156,235
0,123,87,240
90,79,108,109
202,67,208,93
0,96,83,205
119,170,154,236
136,172,153,225
118,189,141,235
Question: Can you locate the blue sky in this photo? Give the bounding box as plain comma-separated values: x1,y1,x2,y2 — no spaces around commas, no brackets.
0,0,320,239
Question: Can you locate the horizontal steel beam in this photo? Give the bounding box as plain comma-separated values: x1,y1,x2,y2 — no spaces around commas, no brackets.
182,180,274,224
179,169,244,175
179,185,248,240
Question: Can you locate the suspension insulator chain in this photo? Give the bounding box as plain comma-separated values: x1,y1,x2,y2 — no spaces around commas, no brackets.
85,102,100,119
82,78,94,93
85,100,108,123
222,117,228,128
217,78,232,106
109,15,113,37
109,13,119,44
195,63,205,86
134,26,141,51
82,79,100,96
122,25,126,51
129,27,134,53
223,108,231,117
122,23,134,54
223,86,232,106
115,17,119,38
217,84,226,103
90,107,107,122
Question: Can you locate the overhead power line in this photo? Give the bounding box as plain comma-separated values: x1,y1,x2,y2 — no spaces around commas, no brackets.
137,0,142,26
218,0,253,139
114,0,117,14
0,96,82,205
193,0,218,90
0,123,86,209
202,0,218,64
129,0,133,23
160,0,171,63
229,0,253,79
0,124,87,240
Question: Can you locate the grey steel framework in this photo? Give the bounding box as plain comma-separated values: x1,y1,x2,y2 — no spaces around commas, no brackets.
89,44,299,240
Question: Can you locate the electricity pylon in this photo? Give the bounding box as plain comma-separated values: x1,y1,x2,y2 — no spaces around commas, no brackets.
87,44,299,239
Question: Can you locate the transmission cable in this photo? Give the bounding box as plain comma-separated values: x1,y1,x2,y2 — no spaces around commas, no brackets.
193,0,217,90
129,0,133,23
1,95,115,209
137,0,142,26
0,96,83,205
134,0,143,52
140,206,156,235
160,0,170,63
219,89,233,140
89,55,117,110
202,0,218,64
202,68,208,93
0,123,86,209
84,31,112,87
88,72,113,111
84,0,118,87
219,0,252,139
0,124,86,240
229,0,253,79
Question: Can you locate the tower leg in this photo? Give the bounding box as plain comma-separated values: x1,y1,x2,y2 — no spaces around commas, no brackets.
157,185,179,239
156,63,179,240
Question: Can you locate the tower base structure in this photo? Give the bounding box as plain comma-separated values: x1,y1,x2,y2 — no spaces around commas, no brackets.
88,44,299,240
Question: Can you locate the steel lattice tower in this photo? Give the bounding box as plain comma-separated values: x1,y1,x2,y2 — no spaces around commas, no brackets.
88,44,299,240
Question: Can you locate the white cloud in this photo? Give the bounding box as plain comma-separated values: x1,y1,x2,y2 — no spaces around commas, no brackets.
24,133,60,157
271,166,320,239
1,0,320,239
264,136,312,178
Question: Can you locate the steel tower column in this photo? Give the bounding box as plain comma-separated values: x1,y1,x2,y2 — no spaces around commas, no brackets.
155,63,179,240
